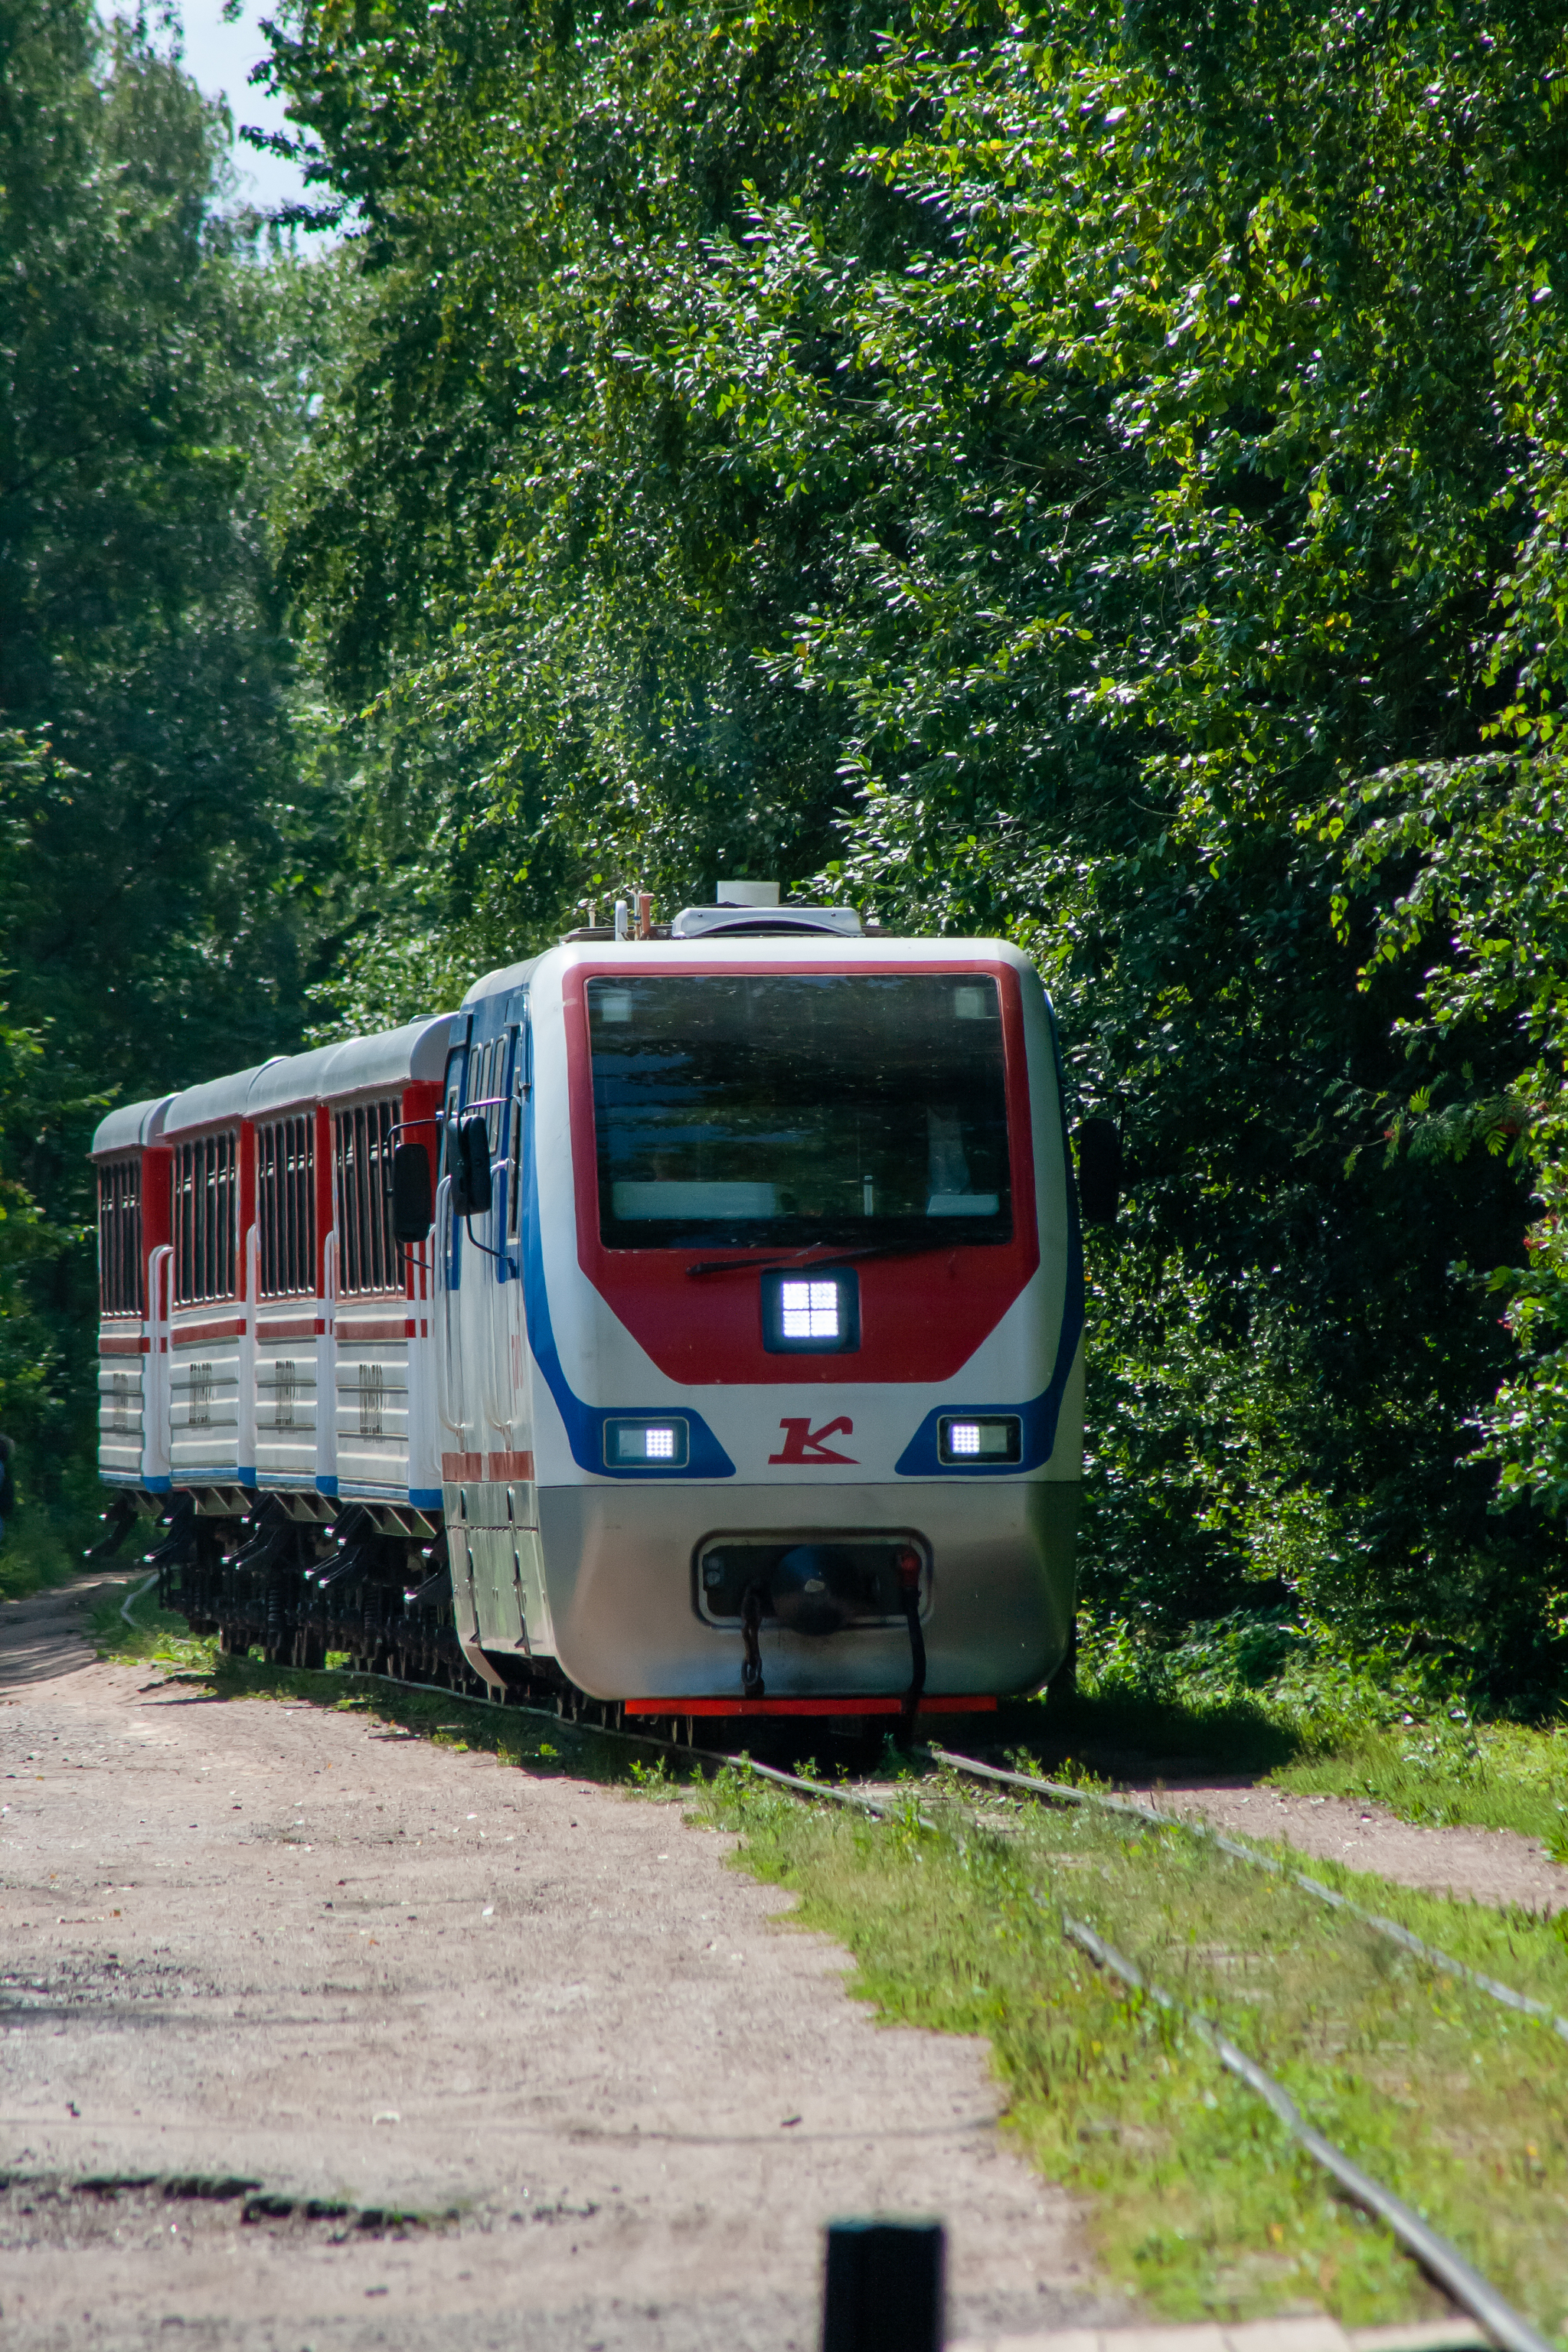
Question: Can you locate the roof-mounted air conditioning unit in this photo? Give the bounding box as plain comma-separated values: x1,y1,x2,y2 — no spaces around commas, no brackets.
671,904,863,939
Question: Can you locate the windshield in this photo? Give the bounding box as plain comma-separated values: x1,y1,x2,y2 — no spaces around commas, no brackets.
586,973,1012,1250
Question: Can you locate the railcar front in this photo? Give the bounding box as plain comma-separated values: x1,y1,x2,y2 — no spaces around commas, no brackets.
443,916,1083,1726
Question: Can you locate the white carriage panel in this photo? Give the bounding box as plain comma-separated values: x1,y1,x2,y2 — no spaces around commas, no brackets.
255,1355,318,1426
255,1351,319,1481
335,1344,412,1491
333,1397,411,1440
97,1358,144,1478
404,1329,443,1501
169,1348,243,1472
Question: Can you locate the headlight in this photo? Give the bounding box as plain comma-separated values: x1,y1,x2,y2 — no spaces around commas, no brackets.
762,1267,861,1354
603,1416,690,1469
937,1414,1021,1465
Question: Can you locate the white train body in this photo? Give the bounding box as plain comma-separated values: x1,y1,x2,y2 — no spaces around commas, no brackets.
93,916,1084,1723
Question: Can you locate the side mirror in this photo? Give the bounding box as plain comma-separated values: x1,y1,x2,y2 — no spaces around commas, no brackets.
1076,1118,1123,1227
390,1142,433,1242
451,1115,493,1217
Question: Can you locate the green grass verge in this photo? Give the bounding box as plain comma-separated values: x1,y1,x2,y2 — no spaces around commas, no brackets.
694,1766,1568,2336
1266,1721,1568,1851
100,1599,1568,2334
97,1572,1568,1846
88,1577,217,1671
99,1579,692,1784
2,1465,157,1601
995,1684,1568,1854
982,1612,1568,1854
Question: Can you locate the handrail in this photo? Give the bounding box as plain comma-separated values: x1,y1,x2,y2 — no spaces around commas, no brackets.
433,1176,464,1438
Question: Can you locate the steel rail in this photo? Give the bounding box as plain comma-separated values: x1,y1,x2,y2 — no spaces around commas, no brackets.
121,1571,159,1630
741,1756,937,1828
1062,1915,1552,2352
737,1746,1547,2352
122,1570,706,1765
740,1745,1549,2350
926,1745,1568,2047
125,1589,1568,2043
120,1592,1553,2350
301,1664,706,1762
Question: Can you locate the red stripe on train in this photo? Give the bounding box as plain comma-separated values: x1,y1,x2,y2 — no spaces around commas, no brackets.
487,1451,535,1481
624,1695,998,1718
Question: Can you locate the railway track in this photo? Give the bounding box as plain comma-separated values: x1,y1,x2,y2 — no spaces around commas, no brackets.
739,1750,1557,2352
121,1599,1562,2350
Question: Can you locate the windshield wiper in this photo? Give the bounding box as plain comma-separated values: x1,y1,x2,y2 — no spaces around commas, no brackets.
685,1238,953,1279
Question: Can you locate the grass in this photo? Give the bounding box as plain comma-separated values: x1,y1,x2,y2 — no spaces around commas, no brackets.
96,1574,700,1783
694,1765,1568,2337
1268,1720,1568,1852
87,1577,217,1671
95,1583,1568,2334
959,1679,1568,1860
965,1610,1568,1856
2,1465,157,1602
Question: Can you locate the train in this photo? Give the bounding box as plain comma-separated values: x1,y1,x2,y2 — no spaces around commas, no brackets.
91,888,1116,1736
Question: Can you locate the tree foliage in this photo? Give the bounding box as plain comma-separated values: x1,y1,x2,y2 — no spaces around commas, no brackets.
0,0,338,1472
15,0,1568,1678
260,0,1568,1684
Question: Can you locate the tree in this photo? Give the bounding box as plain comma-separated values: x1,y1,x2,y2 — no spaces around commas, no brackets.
263,0,1568,1682
0,0,338,1477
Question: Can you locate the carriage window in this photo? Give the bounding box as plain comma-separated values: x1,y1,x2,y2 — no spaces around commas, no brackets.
335,1096,400,1295
173,1133,238,1305
441,1046,463,1184
466,1035,506,1154
587,974,1012,1250
257,1116,316,1298
98,1158,143,1316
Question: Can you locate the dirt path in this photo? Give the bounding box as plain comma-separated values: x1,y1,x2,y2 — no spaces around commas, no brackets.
0,1580,1116,2351
1116,1776,1568,1913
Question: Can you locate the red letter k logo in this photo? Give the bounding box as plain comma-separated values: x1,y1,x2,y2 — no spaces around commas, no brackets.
769,1416,857,1465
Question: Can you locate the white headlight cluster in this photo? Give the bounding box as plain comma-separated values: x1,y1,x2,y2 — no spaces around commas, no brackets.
604,1417,688,1468
937,1413,1021,1466
779,1279,841,1341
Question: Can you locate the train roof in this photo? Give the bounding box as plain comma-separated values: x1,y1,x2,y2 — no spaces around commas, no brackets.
90,1095,174,1159
459,957,540,1012
246,1042,344,1119
163,1062,276,1140
140,1015,456,1144
317,1014,454,1100
462,933,1037,1016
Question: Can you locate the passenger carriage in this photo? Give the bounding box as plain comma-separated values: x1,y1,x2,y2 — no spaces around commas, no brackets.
92,894,1100,1730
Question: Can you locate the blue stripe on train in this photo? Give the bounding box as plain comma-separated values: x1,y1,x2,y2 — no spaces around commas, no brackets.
896,992,1086,1477
519,1063,735,1480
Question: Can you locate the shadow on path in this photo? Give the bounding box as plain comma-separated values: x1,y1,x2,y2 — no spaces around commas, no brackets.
0,1572,134,1689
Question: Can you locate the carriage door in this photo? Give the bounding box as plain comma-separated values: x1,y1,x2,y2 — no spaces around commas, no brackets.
494,1014,549,1652
436,1033,471,1446
436,1025,485,1668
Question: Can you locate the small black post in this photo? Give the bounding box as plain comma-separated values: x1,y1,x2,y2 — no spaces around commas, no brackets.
822,2216,945,2352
